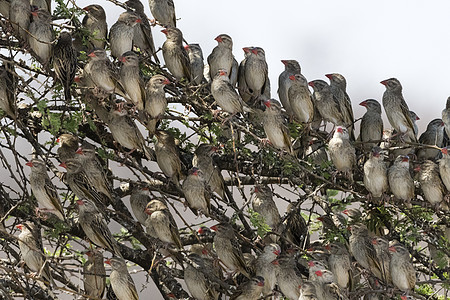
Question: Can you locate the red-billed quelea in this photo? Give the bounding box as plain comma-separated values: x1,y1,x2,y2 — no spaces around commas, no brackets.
182,167,211,216
28,7,54,66
0,64,17,120
328,126,356,181
308,80,343,127
388,155,414,206
442,97,450,139
288,73,314,124
26,158,65,220
263,99,293,154
207,34,237,85
53,32,77,102
83,250,106,299
237,47,252,102
185,43,204,85
230,276,265,300
439,147,450,191
276,254,303,300
161,27,191,82
130,186,151,224
417,119,444,161
251,184,280,231
388,244,416,294
184,253,219,300
415,160,446,210
109,11,141,59
349,224,382,280
278,59,301,114
359,99,383,152
381,78,417,142
145,74,169,134
371,237,392,284
148,0,176,27
327,242,352,290
409,111,420,138
239,47,270,102
119,51,145,111
9,0,30,40
299,281,318,300
57,134,79,162
154,130,183,188
254,244,281,296
81,5,108,50
106,257,139,300
363,146,388,202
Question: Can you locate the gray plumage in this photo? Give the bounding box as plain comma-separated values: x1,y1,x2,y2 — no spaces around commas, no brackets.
308,80,343,126
276,254,303,300
185,43,204,85
288,73,314,124
207,34,236,85
388,155,414,202
154,130,182,188
263,99,293,154
53,32,77,102
28,7,54,65
417,118,444,161
145,74,169,134
81,5,108,50
415,160,445,208
109,11,142,59
9,0,30,40
254,244,281,296
184,253,219,300
211,69,244,115
442,97,450,140
83,250,106,299
84,49,124,95
107,257,139,300
161,27,191,81
439,147,450,191
278,59,301,114
0,64,17,120
252,184,280,230
328,126,356,178
130,186,151,224
230,276,265,300
238,46,270,102
119,51,145,110
56,133,79,162
182,167,211,216
359,99,383,152
148,0,176,27
371,237,392,284
388,244,415,292
363,146,388,199
349,224,382,280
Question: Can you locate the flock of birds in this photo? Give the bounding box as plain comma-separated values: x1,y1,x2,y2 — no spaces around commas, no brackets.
0,0,449,299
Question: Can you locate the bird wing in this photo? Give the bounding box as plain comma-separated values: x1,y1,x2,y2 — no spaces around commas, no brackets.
179,46,192,81
230,238,251,278
91,213,121,256
44,176,64,218
399,95,418,142
166,209,183,249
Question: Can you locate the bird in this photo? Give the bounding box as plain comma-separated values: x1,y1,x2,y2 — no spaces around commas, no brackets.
327,242,352,290
415,160,446,210
276,254,303,300
409,111,420,138
263,99,293,154
185,43,205,85
279,202,310,250
106,257,139,300
442,97,450,141
154,130,183,188
299,281,319,300
184,253,220,300
80,4,108,50
239,46,270,102
118,51,145,111
28,7,54,66
210,223,251,278
148,0,176,27
359,99,383,152
278,59,302,114
439,147,450,191
76,198,123,257
371,237,392,284
303,136,328,166
83,250,106,299
388,155,414,205
144,74,169,135
207,34,237,85
9,0,30,40
380,78,417,142
0,64,17,120
326,73,355,140
53,32,77,102
84,49,124,95
109,11,142,59
388,244,416,293
130,185,151,224
237,47,253,102
16,222,55,286
288,73,314,124
144,198,183,249
363,146,388,201
328,126,356,181
161,27,191,82
230,276,265,300
211,69,246,118
254,244,281,296
108,105,153,160
417,119,444,161
308,80,343,127
182,167,211,216
251,184,280,230
56,133,79,162
26,158,65,220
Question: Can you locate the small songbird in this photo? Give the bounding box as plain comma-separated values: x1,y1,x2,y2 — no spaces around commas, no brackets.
288,73,314,124
439,147,450,191
26,158,65,220
184,253,220,300
182,167,211,216
119,51,145,111
154,130,183,188
161,27,191,82
144,198,183,249
106,257,139,300
53,32,77,102
409,111,420,138
83,250,106,299
130,186,151,224
388,155,414,205
299,281,318,300
263,99,293,154
442,97,450,140
380,78,417,142
251,184,280,230
359,99,383,152
308,80,343,127
109,11,142,59
371,237,392,284
207,34,237,85
238,47,254,102
280,203,310,250
210,223,251,278
363,146,388,201
148,0,176,27
9,0,30,40
276,254,303,300
16,222,55,286
76,199,122,257
211,69,245,117
230,276,265,300
56,133,79,162
239,46,270,102
0,64,17,120
185,44,205,85
327,242,352,290
417,119,444,161
388,244,416,293
84,49,124,95
328,126,356,180
254,244,281,296
28,7,54,66
81,4,108,50
278,59,302,114
145,74,169,134
415,160,446,210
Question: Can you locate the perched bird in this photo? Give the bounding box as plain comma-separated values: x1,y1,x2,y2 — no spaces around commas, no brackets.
30,0,50,11
9,0,30,40
326,73,355,140
84,49,124,95
279,203,310,250
83,250,106,299
211,69,246,117
417,119,444,161
327,242,352,290
144,198,182,249
239,47,270,102
106,257,139,300
0,64,17,120
303,137,328,166
388,155,414,204
251,184,280,230
144,74,169,134
26,158,64,220
349,224,382,280
230,276,265,300
263,99,293,154
76,199,122,257
56,133,79,162
148,0,176,27
53,32,77,102
28,7,54,66
328,126,356,180
409,111,420,138
278,59,302,114
109,11,142,59
16,222,54,286
371,237,392,284
184,253,219,300
154,130,183,188
363,146,388,201
185,43,204,85
182,167,211,216
237,47,253,102
308,80,343,127
388,244,416,293
299,281,318,300
210,223,251,278
381,78,417,142
119,51,145,110
0,0,9,18
207,34,237,85
288,73,314,124
254,244,281,296
359,99,383,152
108,105,153,160
81,4,108,50
276,254,303,300
439,147,450,191
442,97,450,141
415,160,446,210
130,186,151,224
161,27,191,82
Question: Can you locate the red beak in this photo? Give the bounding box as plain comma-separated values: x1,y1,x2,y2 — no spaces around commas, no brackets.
336,127,343,133
105,259,111,265
325,74,333,80
76,199,84,205
359,100,367,107
308,81,315,87
315,270,323,277
264,100,271,108
380,80,388,86
401,156,409,162
163,78,171,85
442,148,448,155
388,246,396,252
281,60,288,65
161,29,168,35
184,45,189,50
251,48,258,55
59,162,67,169
75,147,84,155
25,161,33,167
88,52,96,58
210,225,218,231
215,36,223,43
136,18,141,23
118,56,126,63
289,75,296,81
